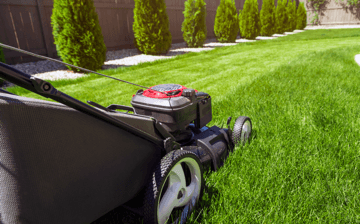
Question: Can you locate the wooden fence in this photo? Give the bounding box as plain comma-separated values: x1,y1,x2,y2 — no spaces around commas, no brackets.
302,0,360,26
0,0,359,65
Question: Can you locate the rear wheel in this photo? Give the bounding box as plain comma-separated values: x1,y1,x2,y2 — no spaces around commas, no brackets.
143,150,204,224
232,116,252,146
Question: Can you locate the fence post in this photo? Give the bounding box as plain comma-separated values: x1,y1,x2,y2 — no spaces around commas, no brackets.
36,0,54,58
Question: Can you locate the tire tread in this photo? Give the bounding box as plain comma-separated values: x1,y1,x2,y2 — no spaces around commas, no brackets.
232,116,252,146
143,150,204,224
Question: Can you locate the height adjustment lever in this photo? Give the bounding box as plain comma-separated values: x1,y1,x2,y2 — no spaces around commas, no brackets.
87,101,114,112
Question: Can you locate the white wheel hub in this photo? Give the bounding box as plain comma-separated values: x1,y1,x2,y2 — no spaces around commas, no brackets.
157,157,202,224
241,120,251,142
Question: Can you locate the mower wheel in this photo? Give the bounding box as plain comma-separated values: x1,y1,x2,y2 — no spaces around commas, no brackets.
143,150,204,224
232,116,252,146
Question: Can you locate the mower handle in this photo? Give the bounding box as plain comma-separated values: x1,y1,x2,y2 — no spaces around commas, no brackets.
0,62,164,147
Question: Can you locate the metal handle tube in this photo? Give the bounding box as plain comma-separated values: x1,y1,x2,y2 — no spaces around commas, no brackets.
0,62,164,147
0,62,37,93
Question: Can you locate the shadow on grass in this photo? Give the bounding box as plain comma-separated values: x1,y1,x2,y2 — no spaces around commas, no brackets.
247,129,258,145
101,64,132,70
91,205,142,224
189,184,222,223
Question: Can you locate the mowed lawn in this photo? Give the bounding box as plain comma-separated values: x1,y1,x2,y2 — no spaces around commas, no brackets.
7,28,360,223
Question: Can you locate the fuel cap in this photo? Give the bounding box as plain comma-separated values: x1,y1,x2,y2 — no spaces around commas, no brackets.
182,88,195,97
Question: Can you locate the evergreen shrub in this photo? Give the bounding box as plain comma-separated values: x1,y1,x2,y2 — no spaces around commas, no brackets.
239,9,243,37
182,0,207,47
133,0,172,55
296,2,307,30
284,0,291,32
274,0,287,34
214,0,239,43
290,0,298,31
51,0,107,72
260,0,276,36
240,0,261,40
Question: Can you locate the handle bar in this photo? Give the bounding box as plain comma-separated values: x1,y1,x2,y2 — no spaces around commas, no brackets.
0,62,164,147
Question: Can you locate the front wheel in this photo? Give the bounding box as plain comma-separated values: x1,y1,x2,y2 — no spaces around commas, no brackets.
143,150,204,224
232,116,252,146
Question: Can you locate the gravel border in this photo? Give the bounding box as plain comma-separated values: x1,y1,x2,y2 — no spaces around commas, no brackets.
6,38,218,75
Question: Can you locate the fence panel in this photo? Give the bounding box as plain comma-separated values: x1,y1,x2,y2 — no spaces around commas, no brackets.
300,0,360,25
41,0,57,59
94,2,135,50
0,1,49,64
166,0,185,43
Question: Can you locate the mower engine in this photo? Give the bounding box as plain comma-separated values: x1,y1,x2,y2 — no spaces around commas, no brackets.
131,84,212,143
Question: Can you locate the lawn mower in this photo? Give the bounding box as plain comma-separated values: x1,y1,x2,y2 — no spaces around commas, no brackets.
0,43,252,224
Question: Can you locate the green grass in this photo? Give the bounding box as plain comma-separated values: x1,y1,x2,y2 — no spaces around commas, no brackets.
6,28,360,223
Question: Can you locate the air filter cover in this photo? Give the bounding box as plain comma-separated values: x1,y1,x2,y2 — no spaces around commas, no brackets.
142,84,197,99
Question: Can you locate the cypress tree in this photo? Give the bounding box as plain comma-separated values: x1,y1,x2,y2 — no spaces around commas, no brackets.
287,0,297,31
260,0,276,36
296,2,307,30
254,0,261,38
182,0,207,47
274,0,287,34
286,0,296,32
284,0,290,32
283,0,292,32
291,0,298,31
240,0,261,40
133,0,172,55
285,0,294,32
239,3,246,38
273,4,276,32
239,9,243,37
214,0,239,43
51,0,107,72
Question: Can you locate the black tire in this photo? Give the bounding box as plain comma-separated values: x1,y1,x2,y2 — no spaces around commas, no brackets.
232,116,252,146
143,150,204,224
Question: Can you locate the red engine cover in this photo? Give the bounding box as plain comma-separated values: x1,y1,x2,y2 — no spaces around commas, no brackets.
142,84,198,99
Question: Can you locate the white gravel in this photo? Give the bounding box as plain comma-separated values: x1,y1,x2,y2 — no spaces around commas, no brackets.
6,38,232,81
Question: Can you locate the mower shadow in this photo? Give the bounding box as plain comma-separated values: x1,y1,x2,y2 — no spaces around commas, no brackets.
248,129,257,144
189,184,221,223
90,204,143,224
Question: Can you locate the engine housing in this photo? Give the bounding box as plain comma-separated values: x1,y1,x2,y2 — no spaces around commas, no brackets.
130,84,212,140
